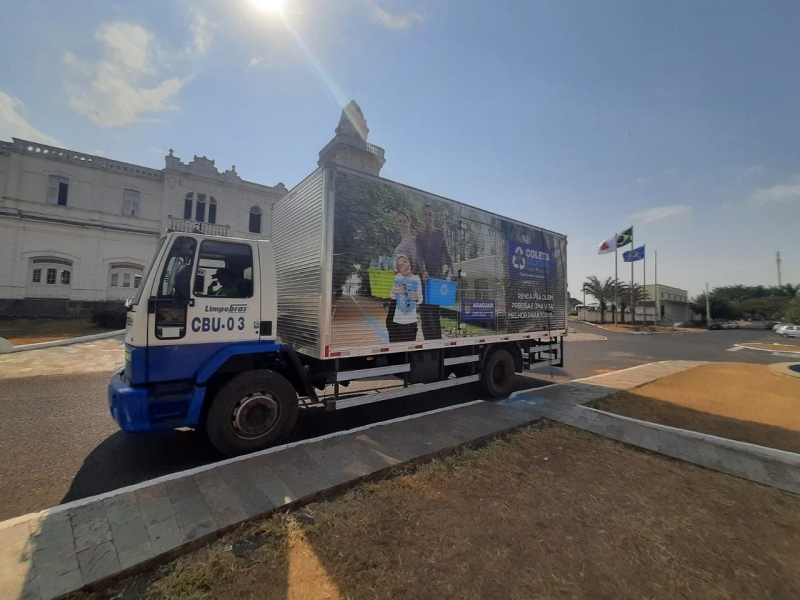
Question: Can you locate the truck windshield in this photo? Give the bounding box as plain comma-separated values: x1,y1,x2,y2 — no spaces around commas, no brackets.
133,237,166,305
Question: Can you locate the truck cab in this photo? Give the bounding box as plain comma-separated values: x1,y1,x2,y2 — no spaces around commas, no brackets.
110,232,291,456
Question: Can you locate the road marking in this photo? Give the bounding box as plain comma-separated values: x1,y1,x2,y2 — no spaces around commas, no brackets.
726,346,744,352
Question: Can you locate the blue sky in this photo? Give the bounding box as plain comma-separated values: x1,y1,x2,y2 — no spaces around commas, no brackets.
1,0,798,298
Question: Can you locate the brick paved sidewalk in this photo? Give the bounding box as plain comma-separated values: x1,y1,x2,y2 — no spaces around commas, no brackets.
0,339,124,380
2,360,798,599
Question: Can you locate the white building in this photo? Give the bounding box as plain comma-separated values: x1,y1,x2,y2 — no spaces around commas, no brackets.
0,139,288,315
0,101,384,316
643,283,691,323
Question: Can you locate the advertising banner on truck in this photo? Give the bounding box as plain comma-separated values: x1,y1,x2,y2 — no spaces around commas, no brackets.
328,170,566,349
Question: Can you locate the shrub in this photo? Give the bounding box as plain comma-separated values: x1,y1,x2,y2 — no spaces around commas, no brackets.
90,304,128,329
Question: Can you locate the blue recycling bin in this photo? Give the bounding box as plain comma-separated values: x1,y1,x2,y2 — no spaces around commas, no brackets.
425,278,457,306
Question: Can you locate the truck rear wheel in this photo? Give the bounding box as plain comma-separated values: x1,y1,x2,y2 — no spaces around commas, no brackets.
206,370,298,457
480,349,515,398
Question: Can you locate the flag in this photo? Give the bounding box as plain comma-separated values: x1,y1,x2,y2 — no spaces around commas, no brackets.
616,227,633,248
623,245,645,262
597,234,617,255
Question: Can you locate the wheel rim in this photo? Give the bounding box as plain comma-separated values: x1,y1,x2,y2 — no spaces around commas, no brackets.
230,391,280,440
492,359,509,387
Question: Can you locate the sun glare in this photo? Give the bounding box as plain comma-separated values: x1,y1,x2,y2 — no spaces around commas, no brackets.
252,0,285,13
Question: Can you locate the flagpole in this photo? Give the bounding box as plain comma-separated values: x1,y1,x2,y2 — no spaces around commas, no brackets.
655,250,659,325
630,231,635,325
614,239,618,325
643,247,646,326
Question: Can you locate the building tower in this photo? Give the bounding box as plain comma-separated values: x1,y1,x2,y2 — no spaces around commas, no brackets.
318,101,386,176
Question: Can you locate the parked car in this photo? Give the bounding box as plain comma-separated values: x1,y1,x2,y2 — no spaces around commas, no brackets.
773,323,790,332
777,325,800,338
708,321,723,330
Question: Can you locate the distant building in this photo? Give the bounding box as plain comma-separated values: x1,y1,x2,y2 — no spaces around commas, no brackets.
0,101,384,315
643,284,691,323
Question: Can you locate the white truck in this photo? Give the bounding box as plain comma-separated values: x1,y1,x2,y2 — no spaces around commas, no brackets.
109,164,568,455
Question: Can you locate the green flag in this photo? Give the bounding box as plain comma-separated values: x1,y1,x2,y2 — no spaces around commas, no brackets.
616,226,633,248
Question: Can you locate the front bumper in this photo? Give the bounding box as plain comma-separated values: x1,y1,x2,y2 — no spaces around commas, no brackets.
108,368,150,432
108,368,207,432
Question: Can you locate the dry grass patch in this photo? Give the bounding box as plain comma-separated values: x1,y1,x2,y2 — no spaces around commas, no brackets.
591,363,800,453
77,424,800,600
0,318,115,345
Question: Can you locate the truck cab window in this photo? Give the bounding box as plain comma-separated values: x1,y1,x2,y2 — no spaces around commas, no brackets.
154,236,197,339
193,240,254,298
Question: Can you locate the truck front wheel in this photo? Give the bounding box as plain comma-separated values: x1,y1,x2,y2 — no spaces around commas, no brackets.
480,349,515,399
206,370,299,457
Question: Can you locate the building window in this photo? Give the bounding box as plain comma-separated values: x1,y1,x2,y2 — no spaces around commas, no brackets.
123,189,140,217
46,268,57,284
109,263,144,294
47,176,69,206
249,206,262,233
183,192,218,223
60,270,71,285
196,194,206,222
32,269,41,283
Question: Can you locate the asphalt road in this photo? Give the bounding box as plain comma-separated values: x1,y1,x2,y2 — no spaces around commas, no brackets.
0,323,797,521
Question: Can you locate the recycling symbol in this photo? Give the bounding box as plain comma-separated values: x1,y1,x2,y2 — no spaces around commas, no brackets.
512,246,526,271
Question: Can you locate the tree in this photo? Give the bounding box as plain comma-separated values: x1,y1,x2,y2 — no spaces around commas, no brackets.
617,282,648,324
690,292,740,321
781,296,800,324
582,276,616,323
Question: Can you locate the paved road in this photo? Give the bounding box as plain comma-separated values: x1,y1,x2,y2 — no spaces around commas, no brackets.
0,324,796,521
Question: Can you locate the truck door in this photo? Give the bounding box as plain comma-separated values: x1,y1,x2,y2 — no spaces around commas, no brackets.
147,236,261,382
457,218,500,335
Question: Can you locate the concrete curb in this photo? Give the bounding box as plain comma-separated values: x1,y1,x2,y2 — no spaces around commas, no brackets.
582,321,695,335
584,406,800,466
7,330,125,353
734,343,800,355
768,362,800,380
0,399,545,599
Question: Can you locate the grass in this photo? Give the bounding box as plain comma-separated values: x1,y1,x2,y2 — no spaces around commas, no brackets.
589,363,800,453
78,423,800,600
0,318,116,345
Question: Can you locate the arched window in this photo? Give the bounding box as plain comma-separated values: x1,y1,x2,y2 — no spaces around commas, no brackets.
28,257,73,298
249,206,262,234
196,194,206,222
183,192,218,223
108,263,145,299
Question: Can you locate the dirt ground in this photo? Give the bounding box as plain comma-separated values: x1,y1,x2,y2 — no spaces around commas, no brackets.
591,363,800,453
0,318,115,345
78,424,800,600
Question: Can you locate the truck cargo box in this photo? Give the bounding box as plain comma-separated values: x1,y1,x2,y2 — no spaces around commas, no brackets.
272,165,567,359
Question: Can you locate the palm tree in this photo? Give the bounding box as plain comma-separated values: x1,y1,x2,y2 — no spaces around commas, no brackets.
618,282,649,324
582,276,616,323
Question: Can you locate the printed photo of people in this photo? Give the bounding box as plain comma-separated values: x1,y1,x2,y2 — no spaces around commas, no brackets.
329,170,565,349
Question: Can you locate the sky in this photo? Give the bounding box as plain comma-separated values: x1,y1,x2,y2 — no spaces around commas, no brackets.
1,0,798,298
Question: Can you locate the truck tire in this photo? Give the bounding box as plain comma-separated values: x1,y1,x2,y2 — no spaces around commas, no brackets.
206,370,298,457
480,349,515,399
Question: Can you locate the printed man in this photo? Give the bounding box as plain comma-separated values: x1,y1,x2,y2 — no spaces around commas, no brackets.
416,204,453,340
